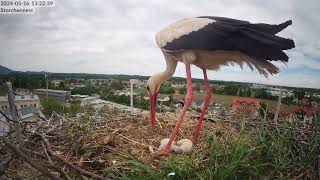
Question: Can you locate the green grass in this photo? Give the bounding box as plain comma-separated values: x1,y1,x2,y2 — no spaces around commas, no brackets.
133,88,147,94
103,116,320,179
174,93,289,111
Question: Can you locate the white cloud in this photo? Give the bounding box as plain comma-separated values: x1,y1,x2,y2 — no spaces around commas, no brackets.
0,0,319,88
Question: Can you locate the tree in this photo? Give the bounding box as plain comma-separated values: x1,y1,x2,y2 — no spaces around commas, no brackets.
110,80,122,90
135,98,149,110
41,98,65,116
254,89,276,100
159,84,175,94
194,83,201,92
179,86,187,94
71,85,98,95
293,90,305,103
211,86,223,94
69,101,84,114
223,84,240,95
59,81,65,89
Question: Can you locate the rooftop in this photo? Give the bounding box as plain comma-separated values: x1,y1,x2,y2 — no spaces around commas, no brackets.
1,106,38,115
0,95,39,102
232,97,261,106
34,89,70,93
290,105,317,115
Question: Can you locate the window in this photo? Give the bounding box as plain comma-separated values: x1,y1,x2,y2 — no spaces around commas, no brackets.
34,104,36,107
21,105,23,108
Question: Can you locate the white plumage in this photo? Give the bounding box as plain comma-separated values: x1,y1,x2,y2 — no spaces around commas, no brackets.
155,18,215,47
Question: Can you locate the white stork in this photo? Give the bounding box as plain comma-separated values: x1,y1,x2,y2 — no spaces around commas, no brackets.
147,16,295,155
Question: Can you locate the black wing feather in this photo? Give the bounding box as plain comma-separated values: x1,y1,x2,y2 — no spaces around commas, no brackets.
163,16,295,62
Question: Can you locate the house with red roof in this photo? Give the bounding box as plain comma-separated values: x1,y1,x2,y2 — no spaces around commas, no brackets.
232,97,261,118
289,105,317,128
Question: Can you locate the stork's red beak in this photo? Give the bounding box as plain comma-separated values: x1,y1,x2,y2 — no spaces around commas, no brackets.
149,91,158,128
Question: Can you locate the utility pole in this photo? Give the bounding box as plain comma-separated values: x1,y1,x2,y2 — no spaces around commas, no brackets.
274,88,283,124
130,79,138,115
45,74,49,100
6,82,23,147
130,80,134,115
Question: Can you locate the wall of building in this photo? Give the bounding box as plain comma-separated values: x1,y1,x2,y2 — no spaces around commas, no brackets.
33,89,71,102
0,95,41,111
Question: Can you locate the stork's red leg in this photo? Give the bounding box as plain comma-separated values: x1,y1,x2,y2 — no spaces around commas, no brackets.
191,69,212,143
161,62,194,155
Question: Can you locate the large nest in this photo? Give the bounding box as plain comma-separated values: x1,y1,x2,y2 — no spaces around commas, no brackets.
2,105,240,179
49,106,240,168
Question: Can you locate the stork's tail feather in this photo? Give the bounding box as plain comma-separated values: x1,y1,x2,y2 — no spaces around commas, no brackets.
275,20,292,34
251,20,293,34
237,20,295,62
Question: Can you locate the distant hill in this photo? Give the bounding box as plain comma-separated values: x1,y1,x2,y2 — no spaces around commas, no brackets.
0,65,14,75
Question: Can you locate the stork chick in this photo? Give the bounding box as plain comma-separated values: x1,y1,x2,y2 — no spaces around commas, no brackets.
174,139,193,154
158,138,179,152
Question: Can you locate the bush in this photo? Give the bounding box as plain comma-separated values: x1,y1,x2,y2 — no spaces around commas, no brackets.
159,84,175,94
71,85,98,95
41,98,65,116
69,101,84,114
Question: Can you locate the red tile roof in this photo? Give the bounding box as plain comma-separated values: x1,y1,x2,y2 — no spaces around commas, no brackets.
290,105,317,115
232,97,261,106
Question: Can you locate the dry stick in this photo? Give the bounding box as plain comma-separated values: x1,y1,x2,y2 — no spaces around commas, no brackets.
0,110,16,123
2,137,59,180
41,141,53,164
20,149,68,179
38,133,105,180
21,148,48,159
6,82,23,147
117,133,149,148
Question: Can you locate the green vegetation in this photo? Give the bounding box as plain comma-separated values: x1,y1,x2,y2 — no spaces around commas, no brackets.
110,80,123,90
179,86,187,94
253,89,276,100
133,88,147,94
104,119,320,179
174,93,287,111
159,84,175,94
101,89,149,110
211,83,278,101
71,85,99,95
0,84,7,96
41,98,87,117
41,98,66,116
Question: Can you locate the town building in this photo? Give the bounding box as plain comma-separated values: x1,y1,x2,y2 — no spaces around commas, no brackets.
232,97,261,118
0,114,10,137
289,105,317,129
0,95,40,110
33,89,71,102
51,80,62,87
0,95,44,136
71,94,99,106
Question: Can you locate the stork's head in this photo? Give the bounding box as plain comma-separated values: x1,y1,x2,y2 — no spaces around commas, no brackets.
147,76,161,128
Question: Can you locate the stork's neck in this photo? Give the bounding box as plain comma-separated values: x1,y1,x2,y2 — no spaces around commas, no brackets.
152,53,177,85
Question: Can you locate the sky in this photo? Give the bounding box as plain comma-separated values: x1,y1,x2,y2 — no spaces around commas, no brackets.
0,0,319,88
